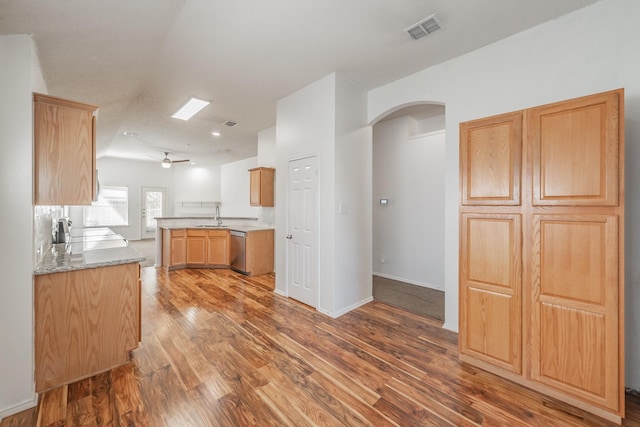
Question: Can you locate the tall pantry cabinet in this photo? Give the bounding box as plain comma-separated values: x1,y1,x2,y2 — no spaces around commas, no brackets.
459,89,624,422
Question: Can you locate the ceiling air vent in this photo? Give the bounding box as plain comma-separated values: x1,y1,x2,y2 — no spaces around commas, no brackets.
406,14,442,40
223,120,238,127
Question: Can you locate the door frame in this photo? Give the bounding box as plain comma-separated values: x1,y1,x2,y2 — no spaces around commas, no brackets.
285,154,320,308
141,187,166,239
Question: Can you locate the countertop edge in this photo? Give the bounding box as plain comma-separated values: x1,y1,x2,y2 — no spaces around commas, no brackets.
160,225,274,232
34,247,145,276
155,216,259,221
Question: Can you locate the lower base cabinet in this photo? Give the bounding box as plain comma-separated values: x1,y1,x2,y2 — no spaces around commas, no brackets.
186,229,207,265
162,228,186,270
244,229,274,276
207,229,230,265
34,263,141,392
162,227,273,276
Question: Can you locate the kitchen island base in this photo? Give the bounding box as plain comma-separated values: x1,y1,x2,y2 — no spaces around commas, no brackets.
162,227,274,276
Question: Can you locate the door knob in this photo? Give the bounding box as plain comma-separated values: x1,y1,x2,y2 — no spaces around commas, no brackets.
286,234,293,239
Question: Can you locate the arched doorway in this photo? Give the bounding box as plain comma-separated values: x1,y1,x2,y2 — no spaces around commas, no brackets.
371,102,446,321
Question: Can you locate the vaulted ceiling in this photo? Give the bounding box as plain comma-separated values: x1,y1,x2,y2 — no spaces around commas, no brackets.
0,0,602,166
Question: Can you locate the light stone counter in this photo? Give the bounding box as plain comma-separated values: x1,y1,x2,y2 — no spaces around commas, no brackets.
34,228,145,275
159,225,274,233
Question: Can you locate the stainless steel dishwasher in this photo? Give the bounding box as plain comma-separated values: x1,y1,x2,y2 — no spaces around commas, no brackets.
230,230,247,274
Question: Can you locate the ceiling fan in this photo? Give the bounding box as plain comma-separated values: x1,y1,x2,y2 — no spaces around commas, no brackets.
160,151,190,168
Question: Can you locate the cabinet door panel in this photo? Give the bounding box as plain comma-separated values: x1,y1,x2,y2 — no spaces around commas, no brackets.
186,236,206,265
460,214,521,373
531,214,619,410
207,230,229,265
35,264,138,391
34,94,97,205
530,91,620,206
250,169,261,206
171,237,186,265
460,112,522,205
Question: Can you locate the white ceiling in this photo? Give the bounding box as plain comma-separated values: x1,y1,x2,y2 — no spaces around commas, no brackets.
0,0,601,166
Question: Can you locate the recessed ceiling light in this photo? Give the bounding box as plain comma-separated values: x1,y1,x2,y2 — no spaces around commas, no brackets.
171,97,210,121
123,131,139,137
211,131,221,137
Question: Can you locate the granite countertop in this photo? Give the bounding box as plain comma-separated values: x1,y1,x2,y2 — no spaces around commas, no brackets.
161,225,274,233
34,228,145,275
156,216,259,221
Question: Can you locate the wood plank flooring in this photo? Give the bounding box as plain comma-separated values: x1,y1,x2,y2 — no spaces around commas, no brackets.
3,267,640,426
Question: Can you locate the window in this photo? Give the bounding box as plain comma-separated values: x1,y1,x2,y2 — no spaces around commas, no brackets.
83,185,128,226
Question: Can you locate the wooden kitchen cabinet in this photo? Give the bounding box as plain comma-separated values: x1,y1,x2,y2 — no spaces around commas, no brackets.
206,229,230,265
186,229,207,266
245,229,274,276
33,93,98,205
459,89,624,422
166,228,230,268
162,228,186,270
249,167,275,207
35,263,140,392
459,111,523,375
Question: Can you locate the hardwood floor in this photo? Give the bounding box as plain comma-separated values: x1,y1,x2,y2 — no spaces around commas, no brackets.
3,267,640,426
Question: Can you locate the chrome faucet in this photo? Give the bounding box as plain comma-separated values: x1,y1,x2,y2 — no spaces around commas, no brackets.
215,205,222,226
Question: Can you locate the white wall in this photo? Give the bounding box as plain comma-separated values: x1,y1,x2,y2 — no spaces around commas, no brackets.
367,0,640,389
258,126,277,167
276,73,372,316
416,114,445,134
334,74,372,314
276,74,337,311
373,117,445,290
220,157,260,218
174,164,221,203
0,34,42,419
173,164,221,217
256,127,278,225
74,157,266,239
71,157,177,240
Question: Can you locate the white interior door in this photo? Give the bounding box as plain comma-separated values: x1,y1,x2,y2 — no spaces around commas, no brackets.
287,156,318,308
141,187,166,239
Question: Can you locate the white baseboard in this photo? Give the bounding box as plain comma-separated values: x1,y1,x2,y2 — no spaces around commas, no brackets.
318,296,374,319
372,272,444,291
0,395,37,421
273,288,287,297
442,322,459,333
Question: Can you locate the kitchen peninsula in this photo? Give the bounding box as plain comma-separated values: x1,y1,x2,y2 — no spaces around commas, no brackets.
155,217,274,277
33,228,144,392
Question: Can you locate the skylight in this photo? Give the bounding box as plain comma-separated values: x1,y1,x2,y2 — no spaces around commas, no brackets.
171,97,210,121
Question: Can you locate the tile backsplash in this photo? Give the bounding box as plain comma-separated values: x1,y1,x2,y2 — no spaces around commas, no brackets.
33,205,65,266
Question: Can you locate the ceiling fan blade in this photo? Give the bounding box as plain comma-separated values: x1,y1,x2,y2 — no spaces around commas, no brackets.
172,159,190,164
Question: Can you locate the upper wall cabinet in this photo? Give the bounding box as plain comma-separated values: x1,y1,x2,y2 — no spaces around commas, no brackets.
33,93,98,206
460,111,522,206
529,90,621,206
249,167,275,207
